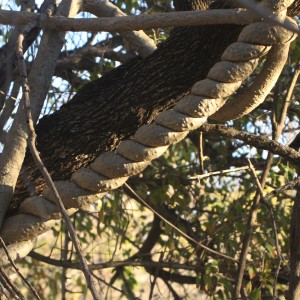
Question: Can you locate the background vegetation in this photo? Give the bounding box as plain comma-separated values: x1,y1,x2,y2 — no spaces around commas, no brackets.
1,0,300,298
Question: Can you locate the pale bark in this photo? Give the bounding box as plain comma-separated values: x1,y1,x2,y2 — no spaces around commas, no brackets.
0,0,83,227
0,240,33,267
0,9,261,31
82,0,157,58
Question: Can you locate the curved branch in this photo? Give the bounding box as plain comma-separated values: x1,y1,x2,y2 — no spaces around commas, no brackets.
199,124,300,164
82,0,156,58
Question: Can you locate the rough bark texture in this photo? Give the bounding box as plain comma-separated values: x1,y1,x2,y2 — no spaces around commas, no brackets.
13,0,300,208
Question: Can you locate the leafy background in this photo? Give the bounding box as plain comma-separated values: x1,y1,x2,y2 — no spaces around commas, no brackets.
2,0,300,298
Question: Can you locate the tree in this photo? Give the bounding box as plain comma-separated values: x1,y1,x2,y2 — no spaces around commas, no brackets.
0,0,300,298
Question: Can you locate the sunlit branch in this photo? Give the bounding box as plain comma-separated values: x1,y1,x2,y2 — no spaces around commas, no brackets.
0,9,260,32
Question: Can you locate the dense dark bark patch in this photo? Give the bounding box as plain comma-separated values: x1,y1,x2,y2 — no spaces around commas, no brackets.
14,0,300,207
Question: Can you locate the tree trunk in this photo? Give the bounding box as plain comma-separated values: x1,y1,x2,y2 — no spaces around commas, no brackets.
13,1,300,207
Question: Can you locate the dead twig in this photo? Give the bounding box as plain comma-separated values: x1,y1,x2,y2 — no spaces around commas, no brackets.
0,266,25,300
124,183,238,263
0,237,41,300
233,68,299,299
198,132,205,174
247,159,284,299
15,13,100,300
263,176,300,202
189,165,250,180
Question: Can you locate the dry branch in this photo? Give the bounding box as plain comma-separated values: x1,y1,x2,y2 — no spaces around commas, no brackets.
82,0,156,58
199,124,300,164
0,9,261,31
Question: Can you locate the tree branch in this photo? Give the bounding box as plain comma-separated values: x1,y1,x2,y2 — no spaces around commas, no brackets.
82,0,156,58
0,9,261,31
199,124,300,164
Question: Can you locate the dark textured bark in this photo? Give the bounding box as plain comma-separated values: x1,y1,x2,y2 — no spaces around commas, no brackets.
17,27,242,200
13,0,300,206
34,25,241,170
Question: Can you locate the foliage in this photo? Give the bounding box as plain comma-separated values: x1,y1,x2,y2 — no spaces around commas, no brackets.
1,0,300,299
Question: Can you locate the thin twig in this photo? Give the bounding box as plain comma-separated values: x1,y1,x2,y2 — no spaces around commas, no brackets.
61,226,69,300
275,69,300,135
265,201,283,299
247,160,283,299
233,159,270,299
0,266,25,300
247,159,264,196
233,68,299,299
16,18,100,300
124,183,238,262
0,271,19,299
0,83,20,143
0,279,10,300
0,237,41,300
263,176,300,202
199,124,300,164
198,132,205,175
189,165,250,180
0,89,18,102
116,269,136,300
268,70,300,298
149,246,165,300
29,250,211,271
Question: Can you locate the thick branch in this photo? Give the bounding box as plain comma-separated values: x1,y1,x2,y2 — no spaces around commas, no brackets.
0,9,260,31
82,0,156,58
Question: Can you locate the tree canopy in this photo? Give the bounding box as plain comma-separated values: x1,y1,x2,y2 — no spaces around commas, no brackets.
0,0,300,299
